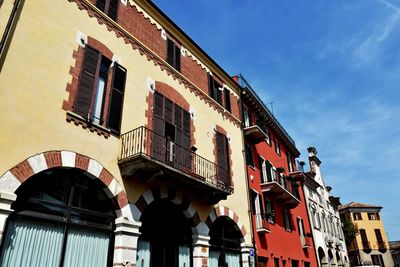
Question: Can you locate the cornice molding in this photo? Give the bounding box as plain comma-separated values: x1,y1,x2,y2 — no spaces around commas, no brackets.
70,0,241,128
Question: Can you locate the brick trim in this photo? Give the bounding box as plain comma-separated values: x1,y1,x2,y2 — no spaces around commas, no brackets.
145,82,196,148
132,187,200,229
0,151,129,217
205,206,246,242
69,0,241,128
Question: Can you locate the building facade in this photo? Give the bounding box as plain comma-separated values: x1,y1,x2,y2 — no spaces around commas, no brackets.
236,75,318,267
389,241,400,267
339,202,393,267
0,0,253,266
302,148,349,267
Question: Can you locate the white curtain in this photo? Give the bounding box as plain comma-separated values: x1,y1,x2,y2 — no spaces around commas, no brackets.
178,246,190,267
226,252,241,267
209,250,220,267
136,239,150,267
0,220,64,267
63,227,109,267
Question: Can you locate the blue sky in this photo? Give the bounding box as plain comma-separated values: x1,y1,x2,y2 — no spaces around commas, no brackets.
152,0,400,240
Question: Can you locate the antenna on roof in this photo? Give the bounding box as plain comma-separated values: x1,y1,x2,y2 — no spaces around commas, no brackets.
267,101,274,115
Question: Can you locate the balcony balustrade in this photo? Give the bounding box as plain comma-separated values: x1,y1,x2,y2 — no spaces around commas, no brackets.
261,170,300,208
244,124,268,144
118,126,233,204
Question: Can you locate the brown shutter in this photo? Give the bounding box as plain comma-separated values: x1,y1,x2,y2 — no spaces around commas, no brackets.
95,0,106,12
224,89,231,112
167,39,174,67
108,0,118,21
153,92,165,161
208,74,214,98
74,46,100,118
107,63,126,134
174,45,181,71
164,98,173,123
216,132,229,184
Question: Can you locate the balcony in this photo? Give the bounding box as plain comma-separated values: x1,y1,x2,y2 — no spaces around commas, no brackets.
260,172,300,209
118,126,233,204
362,241,372,252
302,236,313,248
377,241,387,252
288,170,307,182
255,214,270,233
244,124,268,144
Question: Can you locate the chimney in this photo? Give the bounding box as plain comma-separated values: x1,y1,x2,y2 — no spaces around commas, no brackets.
307,147,321,178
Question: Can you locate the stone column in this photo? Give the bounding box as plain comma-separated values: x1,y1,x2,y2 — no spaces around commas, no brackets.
0,191,16,243
192,234,210,267
113,217,141,267
241,242,254,267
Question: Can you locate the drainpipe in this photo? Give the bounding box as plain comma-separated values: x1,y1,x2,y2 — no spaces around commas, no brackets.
236,76,256,267
0,0,22,57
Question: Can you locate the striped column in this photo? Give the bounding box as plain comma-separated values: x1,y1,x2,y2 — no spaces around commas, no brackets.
192,234,210,267
241,242,254,267
0,191,16,244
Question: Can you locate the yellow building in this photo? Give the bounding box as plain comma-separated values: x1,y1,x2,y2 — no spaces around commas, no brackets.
339,202,393,267
0,0,253,266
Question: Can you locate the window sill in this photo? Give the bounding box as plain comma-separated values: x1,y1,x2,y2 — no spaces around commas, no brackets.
66,111,111,138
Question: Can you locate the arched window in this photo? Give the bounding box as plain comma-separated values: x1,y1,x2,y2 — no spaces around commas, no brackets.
0,168,117,267
209,217,242,267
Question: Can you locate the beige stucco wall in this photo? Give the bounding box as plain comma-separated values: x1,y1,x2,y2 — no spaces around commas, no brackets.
0,0,251,242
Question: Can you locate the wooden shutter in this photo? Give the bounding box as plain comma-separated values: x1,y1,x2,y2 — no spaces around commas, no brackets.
107,63,126,134
167,39,174,67
74,46,100,118
108,0,118,21
258,156,265,182
153,92,165,136
216,132,229,184
208,74,214,98
164,98,173,123
174,45,181,71
265,160,273,182
245,144,254,167
224,89,231,112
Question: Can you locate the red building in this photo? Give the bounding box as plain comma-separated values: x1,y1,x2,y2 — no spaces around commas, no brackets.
235,75,318,267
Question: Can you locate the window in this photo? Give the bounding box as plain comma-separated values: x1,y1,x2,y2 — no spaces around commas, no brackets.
291,260,299,267
95,0,118,20
375,229,383,242
359,229,370,248
245,144,254,168
371,255,385,267
208,74,222,105
283,209,292,231
353,212,362,220
223,88,231,112
74,46,126,134
287,153,294,173
297,218,306,246
265,129,271,145
274,258,280,267
274,138,281,155
258,156,268,183
152,92,191,169
264,197,275,223
167,38,181,71
243,106,252,128
368,212,380,220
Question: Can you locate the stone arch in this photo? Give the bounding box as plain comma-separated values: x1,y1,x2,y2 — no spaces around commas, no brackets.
205,206,247,242
131,186,201,229
0,150,129,217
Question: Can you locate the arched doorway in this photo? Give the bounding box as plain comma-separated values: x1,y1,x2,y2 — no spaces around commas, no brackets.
209,217,243,267
0,168,117,267
137,200,192,267
318,247,328,267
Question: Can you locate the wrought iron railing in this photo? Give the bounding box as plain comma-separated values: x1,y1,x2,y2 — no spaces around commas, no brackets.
119,126,233,194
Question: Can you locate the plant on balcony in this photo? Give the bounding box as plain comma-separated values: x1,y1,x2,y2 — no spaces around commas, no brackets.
342,218,358,245
276,167,285,173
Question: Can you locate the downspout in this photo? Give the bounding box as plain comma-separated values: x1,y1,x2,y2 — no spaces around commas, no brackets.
0,0,22,59
237,78,256,267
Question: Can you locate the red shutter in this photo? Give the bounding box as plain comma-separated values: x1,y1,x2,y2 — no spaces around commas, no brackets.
107,63,126,134
74,46,100,118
